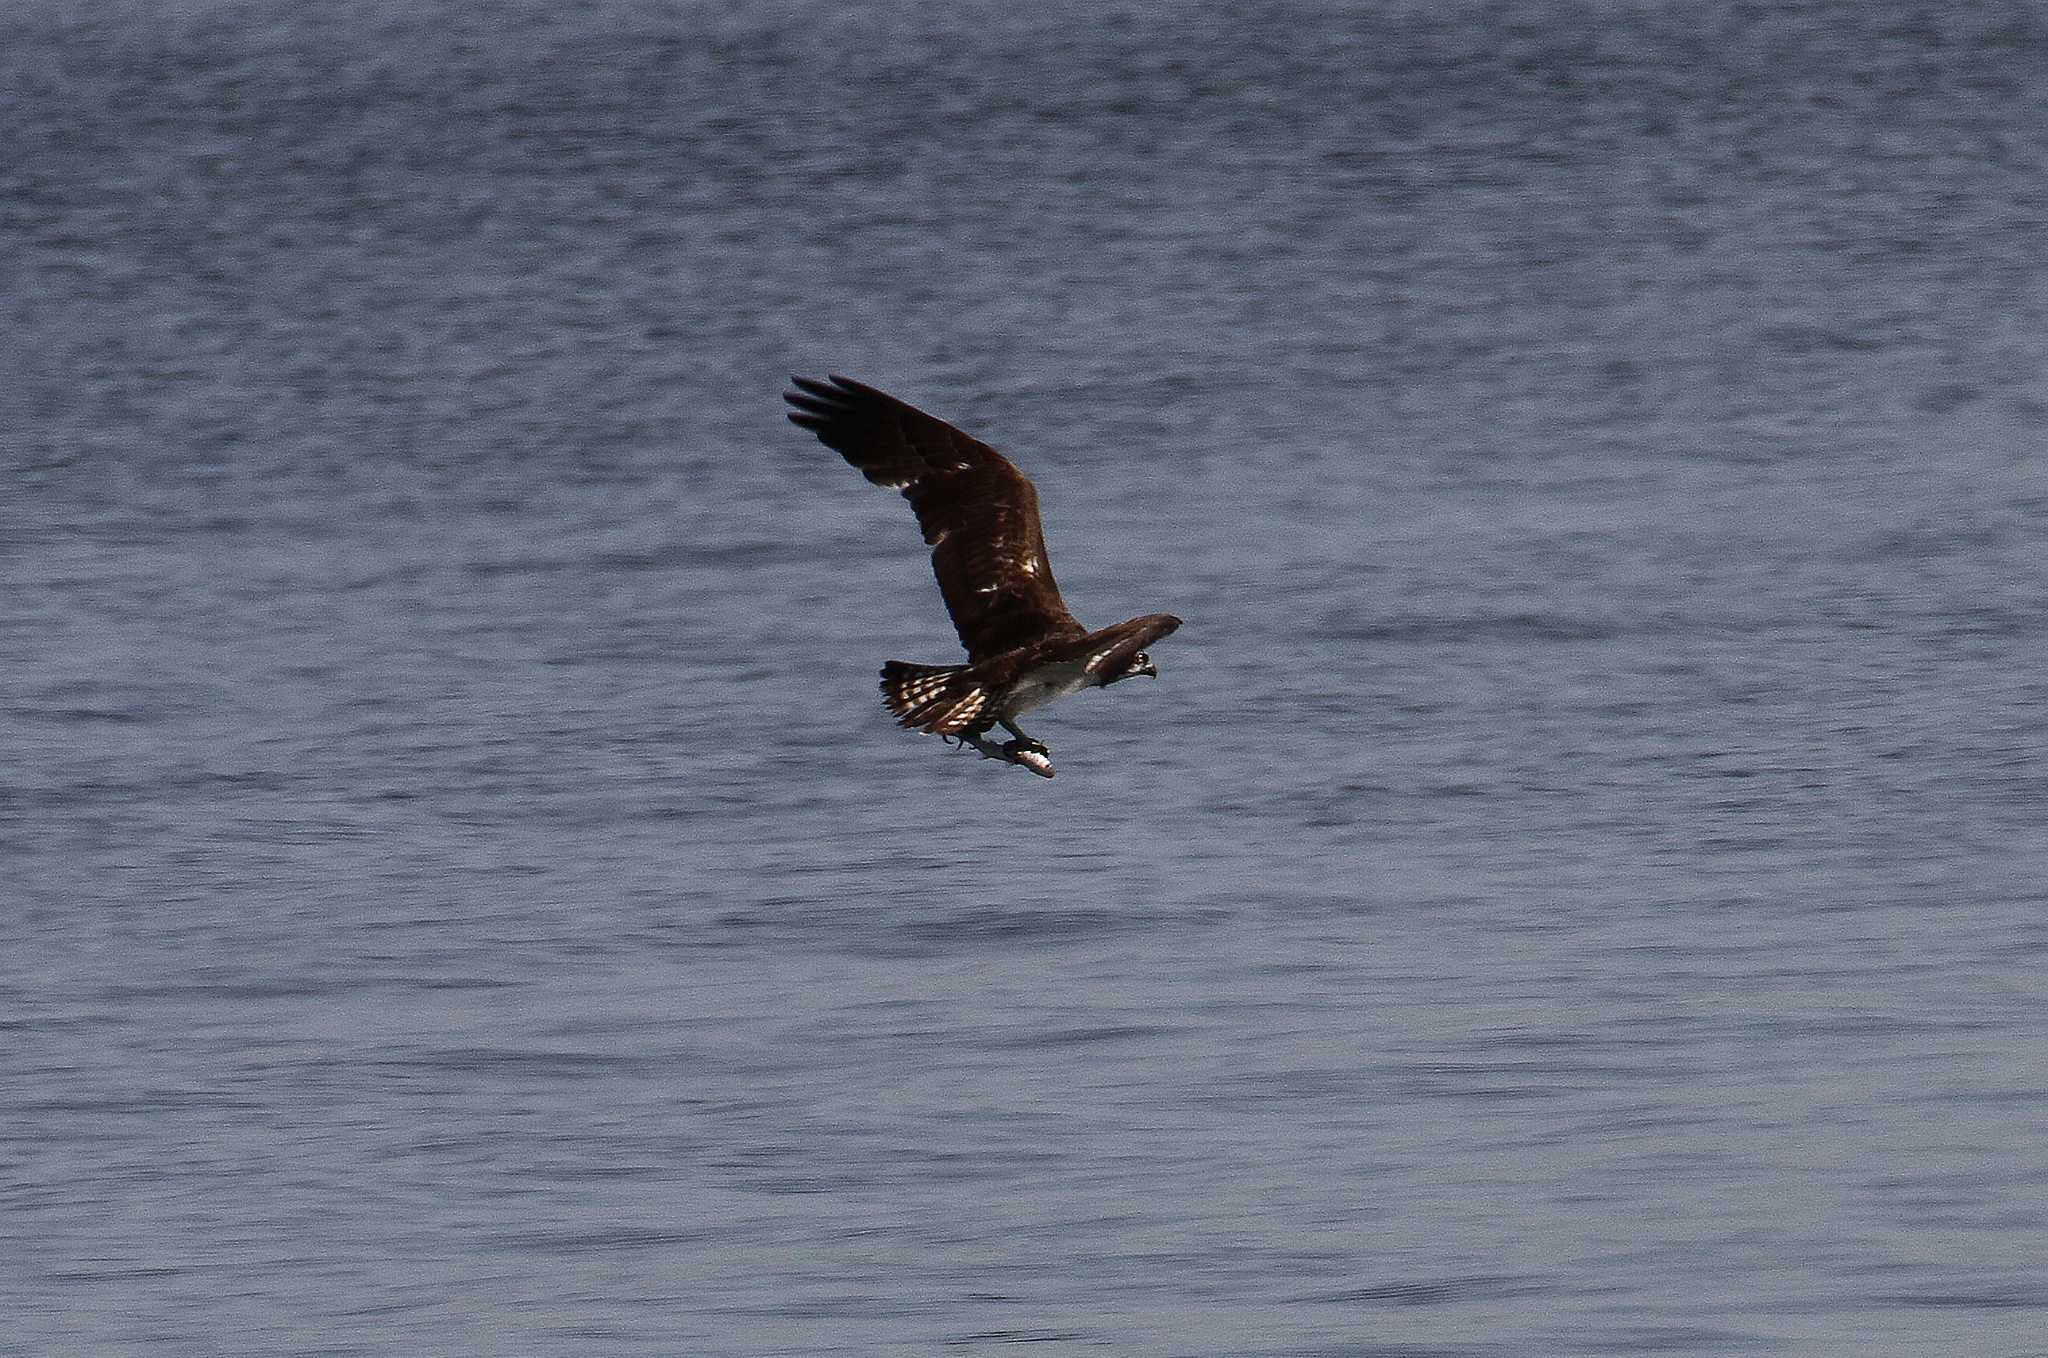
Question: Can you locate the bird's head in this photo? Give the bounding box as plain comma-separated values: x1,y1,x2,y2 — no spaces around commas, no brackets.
1113,651,1158,683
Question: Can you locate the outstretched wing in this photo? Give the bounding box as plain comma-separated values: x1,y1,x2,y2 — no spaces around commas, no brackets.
785,375,1085,663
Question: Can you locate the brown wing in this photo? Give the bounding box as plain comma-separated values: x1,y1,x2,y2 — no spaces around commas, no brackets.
785,375,1085,663
1070,613,1183,676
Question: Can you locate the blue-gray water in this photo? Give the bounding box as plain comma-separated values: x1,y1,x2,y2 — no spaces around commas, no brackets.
8,2,2048,1354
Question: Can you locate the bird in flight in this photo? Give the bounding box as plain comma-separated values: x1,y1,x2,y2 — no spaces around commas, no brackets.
784,375,1181,779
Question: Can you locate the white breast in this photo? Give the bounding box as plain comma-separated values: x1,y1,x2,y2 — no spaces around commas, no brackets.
1005,657,1098,716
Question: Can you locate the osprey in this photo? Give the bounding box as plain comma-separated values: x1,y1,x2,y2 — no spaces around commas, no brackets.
784,374,1181,778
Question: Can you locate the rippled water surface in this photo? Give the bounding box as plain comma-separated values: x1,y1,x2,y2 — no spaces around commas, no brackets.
9,2,2048,1354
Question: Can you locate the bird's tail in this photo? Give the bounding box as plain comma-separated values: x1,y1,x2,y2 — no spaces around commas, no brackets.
879,661,991,736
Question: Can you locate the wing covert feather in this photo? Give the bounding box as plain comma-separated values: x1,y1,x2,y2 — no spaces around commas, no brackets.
785,375,1084,662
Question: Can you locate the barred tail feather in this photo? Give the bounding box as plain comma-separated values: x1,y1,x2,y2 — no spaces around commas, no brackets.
879,661,991,736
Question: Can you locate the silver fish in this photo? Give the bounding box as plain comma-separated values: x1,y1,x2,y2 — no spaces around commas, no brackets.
958,734,1056,779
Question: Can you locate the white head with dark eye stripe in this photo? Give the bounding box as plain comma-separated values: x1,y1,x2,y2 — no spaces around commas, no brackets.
1107,651,1157,684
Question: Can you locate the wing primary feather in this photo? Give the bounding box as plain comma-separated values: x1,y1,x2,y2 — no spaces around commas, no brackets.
784,374,1087,662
